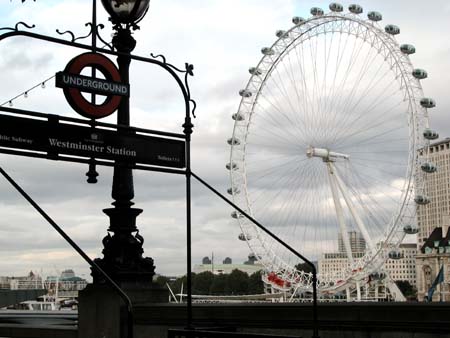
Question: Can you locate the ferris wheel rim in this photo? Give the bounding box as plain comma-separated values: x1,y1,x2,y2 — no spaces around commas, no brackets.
229,9,430,291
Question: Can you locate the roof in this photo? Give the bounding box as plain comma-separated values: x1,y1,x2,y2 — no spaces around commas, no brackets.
420,227,450,253
429,138,450,148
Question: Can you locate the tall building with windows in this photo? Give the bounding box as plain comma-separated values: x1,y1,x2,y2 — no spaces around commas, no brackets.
416,138,450,300
319,231,366,279
338,231,366,253
417,138,450,247
385,243,417,286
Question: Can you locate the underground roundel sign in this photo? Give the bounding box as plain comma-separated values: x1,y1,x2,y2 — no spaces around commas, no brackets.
55,52,129,119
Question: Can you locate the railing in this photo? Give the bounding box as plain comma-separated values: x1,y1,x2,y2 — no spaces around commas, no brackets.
168,329,301,338
190,172,319,338
0,167,134,338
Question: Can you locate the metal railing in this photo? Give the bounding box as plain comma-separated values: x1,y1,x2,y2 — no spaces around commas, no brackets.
190,172,319,338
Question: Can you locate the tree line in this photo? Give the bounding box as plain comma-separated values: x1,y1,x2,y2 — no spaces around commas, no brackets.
156,269,264,295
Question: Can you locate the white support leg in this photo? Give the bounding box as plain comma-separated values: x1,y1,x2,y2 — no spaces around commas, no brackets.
331,163,376,254
327,162,354,263
356,281,361,301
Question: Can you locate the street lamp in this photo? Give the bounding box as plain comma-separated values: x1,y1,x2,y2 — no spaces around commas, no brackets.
93,0,156,287
101,0,150,27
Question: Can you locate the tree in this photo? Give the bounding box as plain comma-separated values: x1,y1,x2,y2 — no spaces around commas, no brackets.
227,269,249,295
395,280,417,299
192,271,214,295
248,270,264,294
170,274,190,296
210,273,229,295
154,275,170,287
295,262,314,274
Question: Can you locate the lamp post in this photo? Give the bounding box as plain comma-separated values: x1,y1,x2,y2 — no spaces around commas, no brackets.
93,0,154,286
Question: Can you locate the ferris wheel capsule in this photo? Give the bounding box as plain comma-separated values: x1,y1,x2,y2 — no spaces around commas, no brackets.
227,137,241,146
415,195,430,205
249,67,262,76
420,98,435,108
261,47,275,56
349,4,363,14
231,210,244,219
403,224,419,234
369,272,386,280
227,187,240,195
292,16,306,25
329,3,343,12
276,30,289,39
226,162,238,171
310,7,324,16
412,69,428,80
423,128,439,140
238,232,252,241
232,112,245,121
385,24,400,35
421,162,437,173
239,89,252,98
400,44,415,55
388,250,403,260
367,11,382,21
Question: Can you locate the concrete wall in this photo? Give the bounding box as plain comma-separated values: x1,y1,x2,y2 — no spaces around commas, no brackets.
1,302,450,338
134,302,450,338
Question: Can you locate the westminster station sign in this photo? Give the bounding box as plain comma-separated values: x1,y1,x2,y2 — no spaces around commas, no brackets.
0,114,186,168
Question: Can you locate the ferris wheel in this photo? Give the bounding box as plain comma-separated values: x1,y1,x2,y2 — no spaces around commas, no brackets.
227,3,437,296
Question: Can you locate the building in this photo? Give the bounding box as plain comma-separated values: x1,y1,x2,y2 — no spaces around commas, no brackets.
319,240,416,289
417,138,450,247
416,226,450,301
319,231,366,276
318,252,365,277
416,138,450,300
385,243,417,286
338,231,366,253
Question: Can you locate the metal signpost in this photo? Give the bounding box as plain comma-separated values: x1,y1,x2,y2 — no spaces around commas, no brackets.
0,0,197,337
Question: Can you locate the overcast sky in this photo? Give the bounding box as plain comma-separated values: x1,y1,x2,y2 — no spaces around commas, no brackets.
0,0,449,280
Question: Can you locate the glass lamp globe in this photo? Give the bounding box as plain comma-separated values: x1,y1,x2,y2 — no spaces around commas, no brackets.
101,0,150,25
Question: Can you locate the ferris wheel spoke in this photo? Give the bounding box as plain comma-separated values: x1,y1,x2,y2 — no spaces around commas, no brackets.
251,162,312,222
279,50,310,131
247,129,303,153
249,113,305,149
333,78,403,144
296,35,318,143
333,110,405,149
256,92,310,147
308,30,325,127
246,156,308,183
271,66,305,128
326,32,378,140
326,29,368,130
335,61,392,135
344,164,402,228
324,30,349,117
335,136,408,151
351,159,406,178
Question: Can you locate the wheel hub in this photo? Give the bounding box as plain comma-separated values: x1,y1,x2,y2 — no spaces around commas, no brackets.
306,146,349,161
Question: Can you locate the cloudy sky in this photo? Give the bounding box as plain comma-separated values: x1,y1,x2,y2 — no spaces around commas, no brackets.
0,0,449,280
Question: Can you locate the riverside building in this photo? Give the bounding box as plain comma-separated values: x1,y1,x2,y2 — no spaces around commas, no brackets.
416,138,450,300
